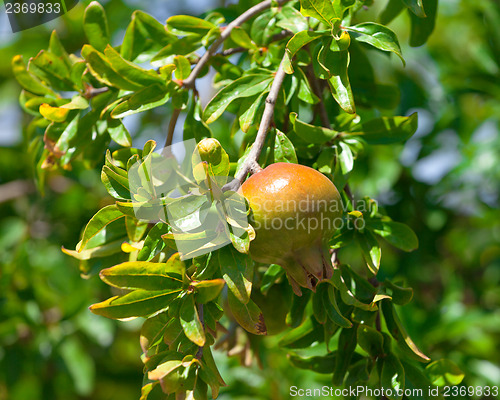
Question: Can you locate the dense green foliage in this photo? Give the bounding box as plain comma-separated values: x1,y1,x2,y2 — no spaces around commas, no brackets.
1,0,499,399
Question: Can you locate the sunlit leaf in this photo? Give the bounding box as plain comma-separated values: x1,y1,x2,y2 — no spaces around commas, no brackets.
83,1,110,52
180,295,206,346
227,290,266,335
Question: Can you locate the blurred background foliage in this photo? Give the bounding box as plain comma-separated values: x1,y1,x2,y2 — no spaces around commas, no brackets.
0,0,499,399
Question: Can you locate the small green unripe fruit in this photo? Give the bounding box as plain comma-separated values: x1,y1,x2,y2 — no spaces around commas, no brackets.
240,163,343,296
197,138,222,165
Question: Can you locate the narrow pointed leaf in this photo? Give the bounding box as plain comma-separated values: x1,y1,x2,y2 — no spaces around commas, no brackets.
381,353,405,400
99,261,184,290
381,300,431,362
349,113,418,144
227,290,266,335
84,1,110,52
78,205,125,252
203,75,273,124
348,23,405,65
180,295,206,346
89,289,180,319
219,245,253,304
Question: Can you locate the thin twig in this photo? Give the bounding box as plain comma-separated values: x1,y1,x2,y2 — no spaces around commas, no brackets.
306,63,331,129
195,303,205,359
0,180,35,203
163,108,182,151
182,0,289,89
233,55,288,184
83,85,109,99
220,47,246,57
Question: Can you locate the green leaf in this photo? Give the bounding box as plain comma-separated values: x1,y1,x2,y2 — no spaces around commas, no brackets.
174,55,192,80
356,230,381,275
260,264,285,294
120,17,144,61
288,352,337,373
280,316,324,348
48,30,72,68
357,324,384,357
99,261,184,290
30,50,73,91
402,360,442,400
320,35,356,114
219,245,253,304
381,354,405,400
331,268,377,311
62,239,123,261
138,222,169,261
347,23,405,65
284,30,326,73
230,27,257,50
78,205,125,252
350,113,418,144
227,290,266,335
180,295,206,346
238,92,267,133
286,289,312,328
107,119,132,147
338,141,354,174
12,55,54,96
153,35,204,60
312,286,327,324
276,5,309,34
83,1,110,52
111,85,171,118
89,289,180,319
425,359,465,386
125,217,148,242
403,0,427,18
324,283,352,328
135,11,176,46
367,219,419,251
381,300,431,363
274,129,298,163
333,325,358,386
167,15,217,36
192,279,225,304
409,0,437,47
299,0,342,26
101,165,130,201
384,280,414,305
380,0,406,25
140,312,172,352
104,45,164,87
184,96,212,141
82,45,143,91
203,74,273,124
60,337,95,396
295,67,319,105
289,112,338,144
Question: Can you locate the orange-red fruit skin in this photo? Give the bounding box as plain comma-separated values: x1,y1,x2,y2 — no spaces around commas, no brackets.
240,163,343,295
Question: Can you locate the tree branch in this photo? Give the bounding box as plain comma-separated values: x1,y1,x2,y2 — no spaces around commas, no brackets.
182,0,289,89
233,55,288,184
306,63,331,129
163,108,182,151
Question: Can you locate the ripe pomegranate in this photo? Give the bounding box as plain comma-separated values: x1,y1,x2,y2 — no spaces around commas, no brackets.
239,162,343,296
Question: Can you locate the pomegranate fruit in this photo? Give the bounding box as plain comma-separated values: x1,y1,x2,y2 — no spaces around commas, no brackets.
239,162,343,296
